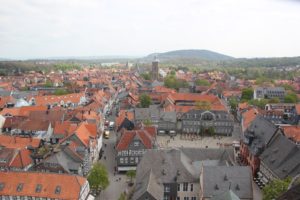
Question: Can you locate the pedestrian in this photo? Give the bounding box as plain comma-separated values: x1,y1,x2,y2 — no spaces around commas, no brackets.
104,156,106,160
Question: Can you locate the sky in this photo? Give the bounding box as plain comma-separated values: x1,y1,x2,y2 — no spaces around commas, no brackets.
0,0,300,59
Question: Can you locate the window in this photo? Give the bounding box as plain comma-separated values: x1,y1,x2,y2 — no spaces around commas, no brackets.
163,195,169,200
190,183,193,192
35,184,42,193
164,185,170,192
191,197,196,200
55,186,61,194
130,157,135,164
134,141,139,147
184,197,189,200
125,157,128,164
120,158,124,164
177,197,180,200
177,183,180,191
17,183,23,192
0,183,4,191
183,183,188,191
135,157,139,163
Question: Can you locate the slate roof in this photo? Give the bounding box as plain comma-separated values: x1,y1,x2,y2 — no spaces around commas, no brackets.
259,133,300,179
211,190,241,200
135,148,235,186
41,150,81,173
132,169,164,200
243,115,277,156
201,166,253,199
134,105,160,121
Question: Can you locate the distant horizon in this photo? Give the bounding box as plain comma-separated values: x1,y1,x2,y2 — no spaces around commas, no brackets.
1,48,300,61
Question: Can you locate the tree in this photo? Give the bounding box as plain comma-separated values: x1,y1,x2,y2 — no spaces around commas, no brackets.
241,88,254,100
195,79,210,86
140,73,151,80
248,99,269,109
139,93,152,108
281,83,295,92
268,97,280,103
164,75,189,90
88,163,109,194
262,177,291,200
207,127,215,135
228,97,238,112
284,92,298,103
44,80,53,87
53,89,69,96
196,101,211,110
126,170,136,185
83,76,89,81
143,119,152,126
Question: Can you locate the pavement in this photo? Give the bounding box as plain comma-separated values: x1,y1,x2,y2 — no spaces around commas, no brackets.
252,181,263,200
157,134,237,149
96,108,129,200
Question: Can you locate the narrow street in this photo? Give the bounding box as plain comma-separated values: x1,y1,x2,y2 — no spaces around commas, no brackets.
96,107,128,200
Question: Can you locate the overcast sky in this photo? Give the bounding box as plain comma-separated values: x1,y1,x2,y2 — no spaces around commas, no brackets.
0,0,300,59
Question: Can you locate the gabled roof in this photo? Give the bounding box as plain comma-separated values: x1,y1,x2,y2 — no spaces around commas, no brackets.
9,149,33,169
0,135,41,149
242,108,258,131
0,171,87,199
0,106,47,117
201,166,253,199
116,127,156,151
282,126,300,143
132,169,164,200
211,190,241,200
116,110,134,128
34,93,85,106
259,133,300,179
243,115,277,156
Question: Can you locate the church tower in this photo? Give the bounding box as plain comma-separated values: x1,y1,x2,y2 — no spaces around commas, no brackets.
151,56,159,80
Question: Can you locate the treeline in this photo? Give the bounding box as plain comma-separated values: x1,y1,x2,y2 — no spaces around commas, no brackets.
0,61,81,75
150,56,300,69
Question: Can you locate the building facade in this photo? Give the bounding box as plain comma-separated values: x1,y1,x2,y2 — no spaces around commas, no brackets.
181,110,234,136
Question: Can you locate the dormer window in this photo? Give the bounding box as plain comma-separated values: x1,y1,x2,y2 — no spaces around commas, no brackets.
134,141,139,147
0,183,5,191
35,184,42,193
16,183,23,192
55,186,61,194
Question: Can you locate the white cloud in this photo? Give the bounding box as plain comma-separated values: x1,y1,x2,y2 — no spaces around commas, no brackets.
0,0,300,58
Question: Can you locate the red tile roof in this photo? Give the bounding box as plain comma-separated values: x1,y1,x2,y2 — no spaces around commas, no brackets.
34,93,85,106
295,104,300,115
242,108,259,131
282,126,300,143
9,149,33,169
116,110,134,127
0,171,87,199
0,106,47,117
0,135,41,149
116,126,156,151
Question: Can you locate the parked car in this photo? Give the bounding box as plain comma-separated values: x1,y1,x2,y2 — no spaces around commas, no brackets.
104,130,110,139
